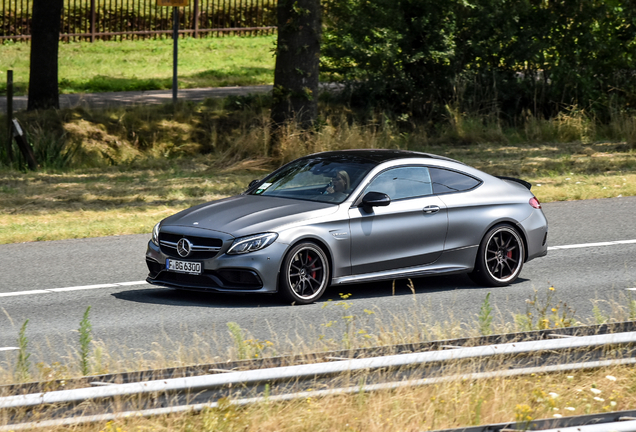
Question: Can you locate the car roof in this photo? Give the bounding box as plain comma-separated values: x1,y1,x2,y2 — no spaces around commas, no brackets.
305,149,463,165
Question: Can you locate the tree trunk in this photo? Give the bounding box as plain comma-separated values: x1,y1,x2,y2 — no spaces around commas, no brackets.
270,0,321,153
27,0,63,111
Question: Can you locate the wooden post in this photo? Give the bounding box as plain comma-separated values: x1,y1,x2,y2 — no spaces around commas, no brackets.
193,0,199,38
173,6,179,104
11,119,38,171
90,0,96,42
6,70,13,163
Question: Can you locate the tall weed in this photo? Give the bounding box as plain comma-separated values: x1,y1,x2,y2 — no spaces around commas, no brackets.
15,319,31,382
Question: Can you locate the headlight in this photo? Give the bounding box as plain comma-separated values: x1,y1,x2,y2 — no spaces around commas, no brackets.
151,222,161,246
227,233,278,255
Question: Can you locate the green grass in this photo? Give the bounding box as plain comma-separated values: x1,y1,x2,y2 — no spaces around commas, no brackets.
0,35,276,96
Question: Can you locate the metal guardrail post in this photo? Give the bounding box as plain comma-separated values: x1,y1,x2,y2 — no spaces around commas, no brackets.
6,70,13,162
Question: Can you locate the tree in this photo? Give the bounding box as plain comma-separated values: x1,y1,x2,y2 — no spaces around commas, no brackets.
322,0,636,120
269,0,321,153
27,0,64,111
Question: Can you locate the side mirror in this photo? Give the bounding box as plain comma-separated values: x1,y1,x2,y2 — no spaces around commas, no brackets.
361,191,391,212
248,179,260,188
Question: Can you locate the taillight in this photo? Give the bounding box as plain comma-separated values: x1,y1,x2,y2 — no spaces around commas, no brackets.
529,197,541,209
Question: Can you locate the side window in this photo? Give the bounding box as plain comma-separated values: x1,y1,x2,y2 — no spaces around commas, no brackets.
430,168,481,194
364,166,433,200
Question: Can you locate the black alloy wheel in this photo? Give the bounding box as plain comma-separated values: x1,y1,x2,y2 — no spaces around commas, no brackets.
279,242,330,304
469,225,525,287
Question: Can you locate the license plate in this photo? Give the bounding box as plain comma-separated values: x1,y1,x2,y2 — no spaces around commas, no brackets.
166,259,202,275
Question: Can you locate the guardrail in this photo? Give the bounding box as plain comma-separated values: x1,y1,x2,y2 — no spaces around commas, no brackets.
3,321,636,396
2,327,636,431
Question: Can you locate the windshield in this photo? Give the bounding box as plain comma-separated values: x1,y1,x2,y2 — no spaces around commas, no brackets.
248,156,377,203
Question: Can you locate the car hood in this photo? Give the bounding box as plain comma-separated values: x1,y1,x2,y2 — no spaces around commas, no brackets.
161,195,339,237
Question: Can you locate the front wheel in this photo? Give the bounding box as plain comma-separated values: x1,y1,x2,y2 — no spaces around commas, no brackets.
469,225,525,287
279,243,330,305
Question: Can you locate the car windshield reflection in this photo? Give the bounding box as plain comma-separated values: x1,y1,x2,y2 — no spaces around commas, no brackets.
249,157,376,203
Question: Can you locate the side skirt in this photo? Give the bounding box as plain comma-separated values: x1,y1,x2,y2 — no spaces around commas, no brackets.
332,245,478,286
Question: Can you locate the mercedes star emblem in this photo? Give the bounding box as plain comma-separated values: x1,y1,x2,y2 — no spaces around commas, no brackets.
177,238,193,257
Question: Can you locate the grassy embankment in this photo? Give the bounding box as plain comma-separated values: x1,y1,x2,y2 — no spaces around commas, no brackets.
1,36,635,244
0,101,634,244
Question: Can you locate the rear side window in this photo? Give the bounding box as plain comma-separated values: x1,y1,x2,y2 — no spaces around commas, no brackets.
364,166,433,200
430,168,481,194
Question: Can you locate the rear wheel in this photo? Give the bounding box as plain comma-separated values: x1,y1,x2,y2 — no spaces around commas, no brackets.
279,242,330,304
469,225,525,287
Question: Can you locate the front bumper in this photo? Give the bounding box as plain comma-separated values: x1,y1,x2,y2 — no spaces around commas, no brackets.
145,240,287,294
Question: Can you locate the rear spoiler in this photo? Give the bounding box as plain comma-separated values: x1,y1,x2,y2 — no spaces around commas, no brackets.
496,176,532,190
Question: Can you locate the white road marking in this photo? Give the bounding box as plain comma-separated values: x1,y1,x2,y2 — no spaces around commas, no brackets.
1,239,635,299
0,290,50,297
0,347,19,352
48,283,119,292
548,239,636,250
625,288,636,291
0,281,147,298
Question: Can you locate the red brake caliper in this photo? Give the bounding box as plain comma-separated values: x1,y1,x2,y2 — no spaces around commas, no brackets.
308,255,316,279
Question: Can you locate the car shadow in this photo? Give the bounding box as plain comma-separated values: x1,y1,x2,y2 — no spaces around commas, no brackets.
324,274,491,300
112,273,527,308
112,287,284,308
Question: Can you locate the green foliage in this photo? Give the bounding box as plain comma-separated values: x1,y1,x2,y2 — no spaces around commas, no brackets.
629,293,636,321
15,319,31,382
202,397,246,431
478,292,493,336
322,0,636,120
79,306,93,376
227,322,247,360
226,322,275,360
514,286,577,331
592,303,609,325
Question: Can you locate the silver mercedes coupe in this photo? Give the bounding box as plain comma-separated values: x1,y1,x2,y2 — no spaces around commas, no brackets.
146,149,548,304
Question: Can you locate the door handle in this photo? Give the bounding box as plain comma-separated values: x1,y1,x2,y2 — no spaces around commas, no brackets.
423,205,440,214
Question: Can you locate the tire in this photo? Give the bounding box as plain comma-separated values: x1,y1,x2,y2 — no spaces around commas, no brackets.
279,242,330,304
469,224,525,287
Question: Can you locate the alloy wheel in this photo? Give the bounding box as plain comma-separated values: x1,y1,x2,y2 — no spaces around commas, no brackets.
287,245,328,300
484,227,523,283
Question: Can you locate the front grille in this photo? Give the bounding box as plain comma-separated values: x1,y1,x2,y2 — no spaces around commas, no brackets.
159,232,223,259
146,259,163,278
150,269,263,291
160,271,215,287
217,269,262,287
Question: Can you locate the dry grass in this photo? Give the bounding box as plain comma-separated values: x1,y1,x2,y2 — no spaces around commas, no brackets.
1,286,633,384
1,141,633,243
1,100,635,244
0,160,268,243
1,287,635,430
52,367,628,432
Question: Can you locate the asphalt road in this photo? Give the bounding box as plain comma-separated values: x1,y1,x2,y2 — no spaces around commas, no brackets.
1,196,635,366
0,86,272,111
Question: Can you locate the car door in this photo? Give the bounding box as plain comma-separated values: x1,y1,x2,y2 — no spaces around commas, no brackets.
348,166,448,275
